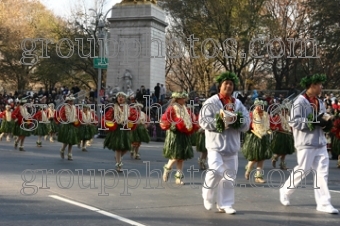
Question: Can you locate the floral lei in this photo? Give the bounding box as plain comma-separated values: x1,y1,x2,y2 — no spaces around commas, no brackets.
20,106,30,120
252,111,270,137
114,104,129,124
173,104,193,130
279,114,291,132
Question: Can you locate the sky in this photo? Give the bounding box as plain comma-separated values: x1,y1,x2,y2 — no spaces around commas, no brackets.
39,0,122,19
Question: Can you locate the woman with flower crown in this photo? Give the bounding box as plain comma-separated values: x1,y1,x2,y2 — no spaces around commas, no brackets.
242,98,272,183
103,92,137,172
57,95,80,160
78,105,98,152
160,92,199,185
32,106,49,147
270,105,295,170
0,105,14,142
130,103,150,160
46,103,58,142
12,98,32,151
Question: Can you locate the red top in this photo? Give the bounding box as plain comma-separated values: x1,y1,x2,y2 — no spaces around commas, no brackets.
11,106,26,125
160,105,199,135
101,105,138,131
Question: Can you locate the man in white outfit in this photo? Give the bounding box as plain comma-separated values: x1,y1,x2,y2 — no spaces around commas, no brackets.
280,74,338,214
199,72,250,214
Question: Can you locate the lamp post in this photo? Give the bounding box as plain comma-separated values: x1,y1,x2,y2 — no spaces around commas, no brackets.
88,8,113,118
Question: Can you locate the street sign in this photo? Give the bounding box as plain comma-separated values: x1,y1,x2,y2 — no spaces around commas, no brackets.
93,58,108,69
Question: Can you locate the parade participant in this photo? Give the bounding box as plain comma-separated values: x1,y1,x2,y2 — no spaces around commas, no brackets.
280,74,338,214
46,103,57,142
270,105,295,170
12,98,31,151
242,98,272,183
85,108,97,147
160,92,199,185
103,92,137,172
32,106,49,147
130,103,150,160
78,105,98,152
0,105,14,142
199,71,250,214
196,126,207,170
57,95,80,160
331,111,340,168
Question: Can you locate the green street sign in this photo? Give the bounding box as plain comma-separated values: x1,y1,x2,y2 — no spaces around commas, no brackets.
93,58,108,69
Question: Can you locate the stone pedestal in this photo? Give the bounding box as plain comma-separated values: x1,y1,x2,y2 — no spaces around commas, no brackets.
106,2,167,96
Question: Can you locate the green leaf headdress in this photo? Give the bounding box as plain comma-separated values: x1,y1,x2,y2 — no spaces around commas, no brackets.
300,74,327,89
215,71,239,86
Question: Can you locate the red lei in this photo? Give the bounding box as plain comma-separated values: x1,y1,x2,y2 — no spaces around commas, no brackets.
303,93,319,112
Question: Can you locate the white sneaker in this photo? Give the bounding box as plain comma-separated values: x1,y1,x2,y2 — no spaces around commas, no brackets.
216,204,236,214
280,189,290,206
316,205,339,214
203,199,213,210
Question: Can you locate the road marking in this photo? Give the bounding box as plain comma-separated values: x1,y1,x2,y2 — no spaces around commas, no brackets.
49,195,147,226
330,190,340,194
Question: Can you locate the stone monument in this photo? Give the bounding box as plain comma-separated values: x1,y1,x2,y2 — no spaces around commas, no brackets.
106,0,167,94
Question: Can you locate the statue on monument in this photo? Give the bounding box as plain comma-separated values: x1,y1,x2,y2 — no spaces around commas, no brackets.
126,85,135,98
120,0,157,4
122,69,133,92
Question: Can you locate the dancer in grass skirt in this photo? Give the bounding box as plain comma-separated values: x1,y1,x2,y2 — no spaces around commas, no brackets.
196,127,207,170
0,105,14,142
85,108,97,147
46,103,58,142
270,106,294,170
130,103,150,160
160,92,199,185
330,115,340,168
57,95,80,160
78,105,98,152
32,106,49,147
12,98,32,151
242,98,272,183
103,92,137,172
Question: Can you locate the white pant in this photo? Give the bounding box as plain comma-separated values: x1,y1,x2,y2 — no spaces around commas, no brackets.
202,151,238,208
281,146,332,206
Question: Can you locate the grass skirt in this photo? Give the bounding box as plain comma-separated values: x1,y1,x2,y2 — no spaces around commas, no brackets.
104,125,131,151
48,119,58,134
196,132,207,153
332,136,340,155
270,131,295,155
131,124,150,143
33,123,49,136
12,122,31,137
57,123,79,145
190,131,198,146
78,124,96,141
242,132,272,161
163,130,194,160
0,120,14,133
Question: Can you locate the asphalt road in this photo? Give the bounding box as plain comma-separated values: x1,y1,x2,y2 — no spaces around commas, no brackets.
0,136,339,226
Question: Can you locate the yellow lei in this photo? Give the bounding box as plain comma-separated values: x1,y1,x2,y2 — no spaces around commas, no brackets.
280,114,291,132
5,110,12,121
65,105,77,123
114,104,129,124
173,104,193,130
20,106,30,120
41,110,48,122
252,111,270,137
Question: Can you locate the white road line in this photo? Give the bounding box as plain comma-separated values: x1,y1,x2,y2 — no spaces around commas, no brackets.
49,195,147,226
330,190,340,194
